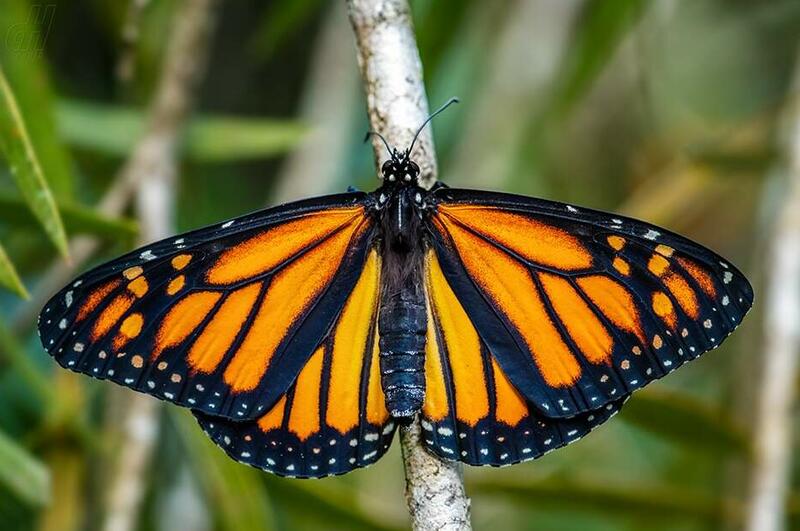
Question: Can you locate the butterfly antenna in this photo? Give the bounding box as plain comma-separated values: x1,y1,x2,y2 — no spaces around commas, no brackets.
363,131,394,158
407,97,460,155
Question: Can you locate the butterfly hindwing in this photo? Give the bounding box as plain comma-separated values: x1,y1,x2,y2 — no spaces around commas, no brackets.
38,193,377,421
421,250,627,466
194,250,397,478
426,187,752,418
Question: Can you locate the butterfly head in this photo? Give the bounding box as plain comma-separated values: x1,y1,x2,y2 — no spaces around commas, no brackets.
381,148,420,184
365,97,459,185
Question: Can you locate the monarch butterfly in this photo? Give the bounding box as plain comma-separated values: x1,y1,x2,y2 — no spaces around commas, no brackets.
38,99,752,478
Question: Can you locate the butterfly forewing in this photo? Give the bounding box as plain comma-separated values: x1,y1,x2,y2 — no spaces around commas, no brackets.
38,193,377,421
425,188,753,418
194,250,397,478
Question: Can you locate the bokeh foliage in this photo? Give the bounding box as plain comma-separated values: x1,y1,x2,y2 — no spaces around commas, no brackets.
0,1,798,530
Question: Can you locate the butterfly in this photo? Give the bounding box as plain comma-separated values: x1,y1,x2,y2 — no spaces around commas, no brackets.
38,99,752,478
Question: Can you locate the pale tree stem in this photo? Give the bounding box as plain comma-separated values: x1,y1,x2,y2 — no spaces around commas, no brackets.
102,2,219,531
347,0,438,189
744,52,800,531
346,1,471,529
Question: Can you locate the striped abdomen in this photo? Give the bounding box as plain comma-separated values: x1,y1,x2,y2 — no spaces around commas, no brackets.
378,281,426,419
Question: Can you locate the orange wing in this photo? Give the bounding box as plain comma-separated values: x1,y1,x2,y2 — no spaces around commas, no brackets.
425,188,752,418
195,251,396,478
421,251,626,466
39,193,376,421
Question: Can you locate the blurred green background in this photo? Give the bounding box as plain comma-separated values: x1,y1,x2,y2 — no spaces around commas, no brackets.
0,0,799,530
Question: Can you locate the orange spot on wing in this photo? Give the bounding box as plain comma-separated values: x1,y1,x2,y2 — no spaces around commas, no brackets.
652,291,677,329
655,244,674,257
365,329,389,425
576,275,646,344
653,334,664,349
223,222,363,393
607,236,626,251
438,205,592,270
326,251,380,433
91,293,133,341
423,292,449,422
166,275,185,295
539,273,613,365
187,283,261,374
492,359,527,426
207,207,365,285
287,346,324,441
647,254,670,277
665,272,700,319
612,257,630,276
678,258,717,297
127,276,148,298
113,312,144,350
258,396,287,432
171,254,192,270
426,252,489,425
123,266,143,280
437,220,582,388
154,291,221,358
77,279,121,322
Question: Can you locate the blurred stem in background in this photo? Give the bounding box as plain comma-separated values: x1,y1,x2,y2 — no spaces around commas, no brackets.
448,0,581,192
744,50,800,531
270,1,359,201
99,1,220,530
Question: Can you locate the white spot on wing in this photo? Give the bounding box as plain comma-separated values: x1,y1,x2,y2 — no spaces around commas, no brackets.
644,229,660,240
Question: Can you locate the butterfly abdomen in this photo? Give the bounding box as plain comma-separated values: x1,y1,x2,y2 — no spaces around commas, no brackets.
378,281,426,420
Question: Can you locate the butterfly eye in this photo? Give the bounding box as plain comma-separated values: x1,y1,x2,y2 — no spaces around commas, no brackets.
381,161,396,181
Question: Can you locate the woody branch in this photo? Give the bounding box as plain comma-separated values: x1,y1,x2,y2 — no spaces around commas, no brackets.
346,1,471,530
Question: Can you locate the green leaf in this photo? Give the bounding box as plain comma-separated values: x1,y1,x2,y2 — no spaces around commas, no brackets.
468,477,727,524
0,193,138,240
0,67,69,258
0,428,50,507
171,410,276,531
0,242,27,298
550,0,649,118
618,388,750,456
0,0,75,199
57,99,306,162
